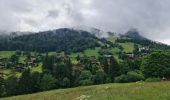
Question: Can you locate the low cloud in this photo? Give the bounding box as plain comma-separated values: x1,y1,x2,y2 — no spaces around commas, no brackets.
0,0,170,44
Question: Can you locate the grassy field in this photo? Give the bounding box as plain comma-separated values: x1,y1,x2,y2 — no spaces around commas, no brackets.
107,35,119,43
70,47,100,58
32,63,42,73
119,42,134,53
1,81,170,100
0,51,15,58
106,36,135,53
1,68,21,78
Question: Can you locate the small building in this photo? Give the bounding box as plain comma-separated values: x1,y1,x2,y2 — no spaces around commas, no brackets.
138,46,150,57
13,63,26,72
138,46,149,52
126,53,134,58
0,62,5,67
13,66,25,72
0,72,4,78
103,55,113,58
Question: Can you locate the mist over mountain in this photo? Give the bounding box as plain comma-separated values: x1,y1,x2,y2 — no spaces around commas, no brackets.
0,27,169,46
72,26,109,38
0,0,170,44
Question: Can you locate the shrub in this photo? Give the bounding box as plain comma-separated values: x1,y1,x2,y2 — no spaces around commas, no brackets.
145,78,161,82
114,74,128,83
61,77,71,88
114,71,144,83
40,74,56,91
78,70,93,86
126,71,144,82
93,69,107,84
79,79,93,86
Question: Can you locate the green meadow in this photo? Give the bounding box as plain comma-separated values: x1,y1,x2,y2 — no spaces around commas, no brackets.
1,81,170,100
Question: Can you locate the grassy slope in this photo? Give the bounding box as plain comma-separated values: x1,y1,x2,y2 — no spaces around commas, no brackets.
69,47,101,58
0,51,15,58
0,35,134,76
0,51,42,77
107,35,119,43
107,35,134,53
1,81,170,100
119,42,134,53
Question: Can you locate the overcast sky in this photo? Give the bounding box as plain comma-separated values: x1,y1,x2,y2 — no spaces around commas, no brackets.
0,0,170,44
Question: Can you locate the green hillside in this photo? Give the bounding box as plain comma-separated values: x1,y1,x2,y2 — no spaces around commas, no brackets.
1,29,170,99
1,81,170,100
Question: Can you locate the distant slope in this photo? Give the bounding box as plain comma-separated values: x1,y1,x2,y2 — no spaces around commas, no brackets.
125,28,146,40
116,29,170,51
0,27,170,55
0,28,100,53
1,82,170,100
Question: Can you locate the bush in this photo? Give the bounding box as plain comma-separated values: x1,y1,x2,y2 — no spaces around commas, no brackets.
145,78,161,82
79,79,93,86
78,70,93,86
93,69,107,84
114,74,128,83
126,71,144,82
40,74,56,91
61,77,71,88
114,71,144,83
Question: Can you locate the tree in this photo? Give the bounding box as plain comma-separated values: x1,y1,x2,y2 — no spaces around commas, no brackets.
72,69,81,86
93,69,107,84
133,44,139,55
64,58,73,80
5,75,18,96
40,74,56,91
78,70,93,86
1,29,100,53
25,51,31,61
18,68,32,94
126,71,144,82
0,77,6,97
30,72,41,92
108,56,120,81
61,77,71,88
119,59,142,75
42,54,54,73
141,52,170,78
114,70,144,83
98,56,109,74
10,54,19,64
53,58,72,81
76,54,81,61
91,64,99,74
119,61,131,74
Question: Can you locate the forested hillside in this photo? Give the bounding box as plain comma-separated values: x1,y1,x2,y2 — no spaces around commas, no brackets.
0,28,100,53
1,28,170,99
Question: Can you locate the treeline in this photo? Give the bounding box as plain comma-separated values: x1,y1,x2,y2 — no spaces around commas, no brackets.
1,51,170,98
0,28,100,53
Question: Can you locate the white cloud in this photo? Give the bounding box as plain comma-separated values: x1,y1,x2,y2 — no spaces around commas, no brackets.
0,0,170,44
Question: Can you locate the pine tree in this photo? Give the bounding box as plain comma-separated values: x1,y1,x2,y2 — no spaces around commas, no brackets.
42,53,54,73
5,75,18,96
109,56,120,81
18,68,32,94
40,74,56,91
0,77,6,97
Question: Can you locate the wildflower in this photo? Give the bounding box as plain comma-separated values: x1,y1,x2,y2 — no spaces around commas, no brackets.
75,95,91,100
